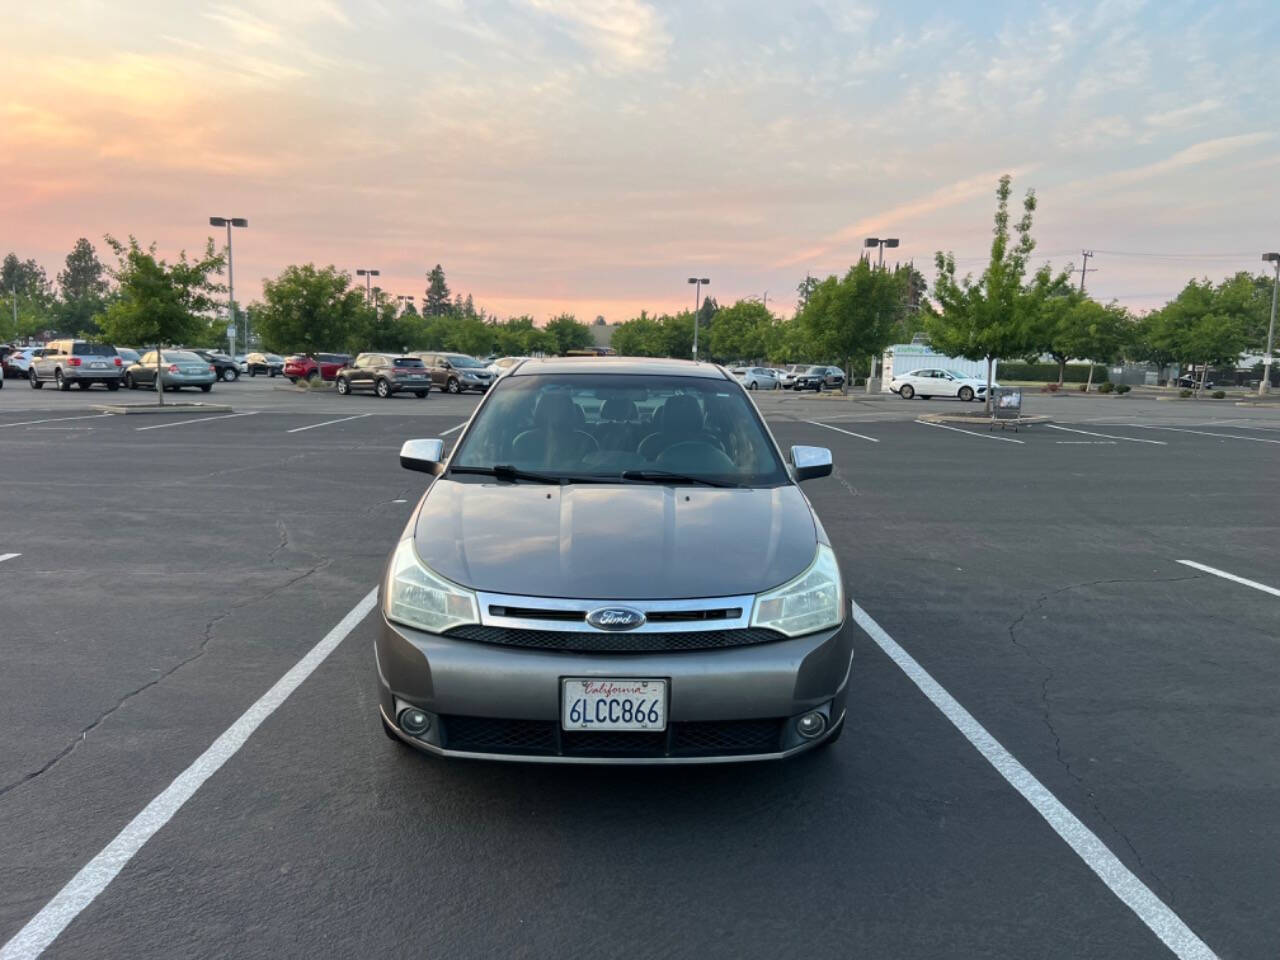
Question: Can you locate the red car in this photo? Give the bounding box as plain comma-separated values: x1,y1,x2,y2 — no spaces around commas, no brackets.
284,352,351,382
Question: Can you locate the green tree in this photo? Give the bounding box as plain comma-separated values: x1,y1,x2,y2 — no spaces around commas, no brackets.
660,311,695,358
611,311,667,357
252,264,365,358
544,312,593,354
2,253,57,339
1055,299,1133,391
928,175,1046,411
797,259,905,388
708,299,774,361
56,238,111,335
424,264,451,316
96,235,225,405
795,274,819,313
446,314,494,355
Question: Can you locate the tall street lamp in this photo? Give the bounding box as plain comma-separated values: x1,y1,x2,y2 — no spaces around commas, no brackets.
1262,252,1279,396
356,268,380,305
864,237,899,269
687,277,710,360
209,217,248,355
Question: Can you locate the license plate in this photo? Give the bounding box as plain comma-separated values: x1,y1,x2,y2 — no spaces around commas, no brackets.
561,678,667,731
91,362,107,368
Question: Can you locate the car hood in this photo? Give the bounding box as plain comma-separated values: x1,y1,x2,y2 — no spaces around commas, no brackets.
413,479,818,599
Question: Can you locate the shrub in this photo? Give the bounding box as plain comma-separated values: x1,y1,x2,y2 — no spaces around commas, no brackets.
1079,383,1088,392
996,362,1109,383
1179,388,1193,398
1115,384,1131,394
1040,382,1060,393
1212,389,1226,399
1098,382,1115,393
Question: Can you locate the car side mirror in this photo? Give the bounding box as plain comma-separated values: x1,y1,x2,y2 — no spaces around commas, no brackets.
790,445,832,482
400,438,446,475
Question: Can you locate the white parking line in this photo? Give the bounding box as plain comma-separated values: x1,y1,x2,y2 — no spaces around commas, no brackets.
439,422,466,437
849,599,1217,960
1176,560,1280,598
1047,424,1166,445
0,553,20,564
803,420,880,443
285,413,372,434
135,412,258,432
915,419,1025,444
0,414,112,429
0,588,379,960
1127,425,1280,444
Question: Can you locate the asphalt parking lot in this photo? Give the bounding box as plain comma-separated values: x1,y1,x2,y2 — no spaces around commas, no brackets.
2,376,1278,959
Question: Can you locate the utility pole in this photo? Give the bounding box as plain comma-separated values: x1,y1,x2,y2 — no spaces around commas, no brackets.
1078,250,1094,293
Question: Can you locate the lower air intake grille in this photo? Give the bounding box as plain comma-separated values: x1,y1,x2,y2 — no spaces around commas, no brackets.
443,626,784,653
440,716,785,758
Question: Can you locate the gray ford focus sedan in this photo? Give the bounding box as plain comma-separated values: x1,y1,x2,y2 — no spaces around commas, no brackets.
376,356,851,763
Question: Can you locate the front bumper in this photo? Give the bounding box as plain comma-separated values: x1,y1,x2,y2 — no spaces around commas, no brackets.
375,611,853,763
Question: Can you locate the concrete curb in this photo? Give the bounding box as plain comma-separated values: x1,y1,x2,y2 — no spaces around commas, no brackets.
916,412,1053,426
1234,400,1280,408
92,403,235,416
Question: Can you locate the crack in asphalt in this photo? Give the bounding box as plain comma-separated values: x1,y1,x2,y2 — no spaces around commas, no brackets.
0,558,331,801
1006,574,1202,904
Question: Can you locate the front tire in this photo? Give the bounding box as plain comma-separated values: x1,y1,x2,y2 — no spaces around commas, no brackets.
415,390,428,399
899,384,914,399
124,373,135,389
29,370,42,389
336,377,350,396
958,386,974,402
375,378,392,399
446,378,460,394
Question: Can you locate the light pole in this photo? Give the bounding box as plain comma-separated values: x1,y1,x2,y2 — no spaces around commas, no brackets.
687,277,710,360
209,217,248,355
1262,252,1279,396
864,236,899,269
863,237,900,393
356,269,380,305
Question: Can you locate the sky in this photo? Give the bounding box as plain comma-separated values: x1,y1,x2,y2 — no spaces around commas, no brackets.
3,0,1279,321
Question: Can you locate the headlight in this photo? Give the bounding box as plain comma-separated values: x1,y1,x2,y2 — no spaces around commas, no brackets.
385,538,479,633
750,544,843,637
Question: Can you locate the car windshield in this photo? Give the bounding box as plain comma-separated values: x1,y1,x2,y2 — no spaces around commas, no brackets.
449,373,789,487
447,355,485,368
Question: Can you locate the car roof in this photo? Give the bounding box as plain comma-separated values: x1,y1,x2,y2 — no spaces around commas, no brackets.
509,356,729,379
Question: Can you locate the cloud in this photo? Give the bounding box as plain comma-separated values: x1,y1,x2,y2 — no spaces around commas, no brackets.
1065,132,1276,195
521,0,670,71
776,171,1023,268
1143,98,1223,131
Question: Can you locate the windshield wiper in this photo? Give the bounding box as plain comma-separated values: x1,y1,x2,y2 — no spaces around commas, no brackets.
450,465,605,485
619,469,741,489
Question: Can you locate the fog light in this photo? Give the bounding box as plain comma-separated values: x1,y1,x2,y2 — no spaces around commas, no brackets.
796,711,826,739
398,708,431,736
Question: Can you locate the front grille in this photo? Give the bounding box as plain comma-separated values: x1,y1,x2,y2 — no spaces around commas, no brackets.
443,625,785,653
440,716,785,758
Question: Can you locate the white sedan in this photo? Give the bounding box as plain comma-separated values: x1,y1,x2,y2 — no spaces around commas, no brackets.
890,367,995,401
732,366,780,390
487,356,528,378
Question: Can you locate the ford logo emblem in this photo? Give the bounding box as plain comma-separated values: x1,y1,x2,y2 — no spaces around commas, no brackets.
586,607,646,631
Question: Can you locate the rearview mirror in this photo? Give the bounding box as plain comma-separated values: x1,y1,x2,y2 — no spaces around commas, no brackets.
400,438,446,476
790,445,832,482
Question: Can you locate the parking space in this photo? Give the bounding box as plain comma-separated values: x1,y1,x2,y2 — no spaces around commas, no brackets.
2,389,1278,959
